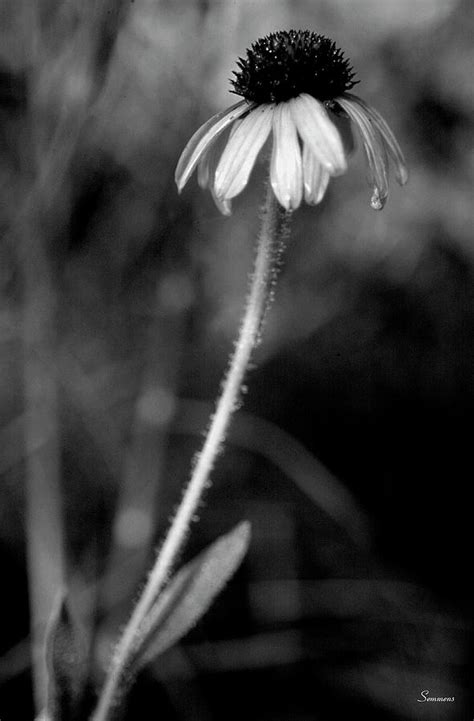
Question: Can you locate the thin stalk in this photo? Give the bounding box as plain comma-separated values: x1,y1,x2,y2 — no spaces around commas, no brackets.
92,185,290,721
21,11,66,703
23,238,65,714
100,292,186,614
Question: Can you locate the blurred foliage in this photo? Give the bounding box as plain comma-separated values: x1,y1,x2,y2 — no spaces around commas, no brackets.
1,0,473,719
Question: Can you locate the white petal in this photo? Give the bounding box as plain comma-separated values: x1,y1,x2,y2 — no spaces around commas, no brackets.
290,94,346,176
214,105,273,200
198,117,247,192
175,100,252,192
197,148,211,188
344,93,408,185
328,110,356,157
270,103,303,210
302,144,330,205
197,128,229,189
196,135,234,215
337,95,389,209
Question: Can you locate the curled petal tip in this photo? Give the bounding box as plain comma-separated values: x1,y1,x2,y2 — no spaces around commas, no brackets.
174,171,184,192
397,164,409,186
271,187,293,211
212,191,233,216
330,156,348,177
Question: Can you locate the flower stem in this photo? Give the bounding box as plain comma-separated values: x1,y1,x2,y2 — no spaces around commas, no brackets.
92,185,290,721
22,233,65,715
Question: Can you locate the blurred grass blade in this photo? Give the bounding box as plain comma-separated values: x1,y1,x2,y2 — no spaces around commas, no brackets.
134,521,251,669
44,593,87,721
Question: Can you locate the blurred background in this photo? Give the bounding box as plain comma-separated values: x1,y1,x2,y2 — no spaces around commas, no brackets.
1,0,473,719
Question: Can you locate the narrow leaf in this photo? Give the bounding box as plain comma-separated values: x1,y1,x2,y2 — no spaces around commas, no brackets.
134,521,251,668
45,593,87,721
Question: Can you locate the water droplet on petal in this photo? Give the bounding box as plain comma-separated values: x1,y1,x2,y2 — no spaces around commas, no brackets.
370,188,385,211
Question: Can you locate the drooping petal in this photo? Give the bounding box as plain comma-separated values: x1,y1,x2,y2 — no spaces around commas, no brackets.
214,105,273,200
302,144,330,205
198,154,232,215
197,119,255,216
327,107,356,157
270,103,303,210
197,153,211,189
197,144,214,189
197,126,231,189
197,135,233,215
337,95,389,210
290,94,346,176
344,93,408,185
175,100,252,192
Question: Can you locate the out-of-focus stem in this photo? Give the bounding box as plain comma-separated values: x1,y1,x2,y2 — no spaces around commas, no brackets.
100,293,186,613
23,237,65,713
92,185,290,721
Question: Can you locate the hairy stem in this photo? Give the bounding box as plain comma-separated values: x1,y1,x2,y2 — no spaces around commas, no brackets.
92,185,290,721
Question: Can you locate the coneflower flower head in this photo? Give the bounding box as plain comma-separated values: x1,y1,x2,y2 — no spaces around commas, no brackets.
175,30,407,214
231,30,358,104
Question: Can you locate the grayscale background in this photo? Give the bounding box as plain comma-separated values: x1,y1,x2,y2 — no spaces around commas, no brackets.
0,0,472,719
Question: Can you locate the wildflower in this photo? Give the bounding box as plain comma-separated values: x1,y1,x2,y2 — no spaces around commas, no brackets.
175,30,407,213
